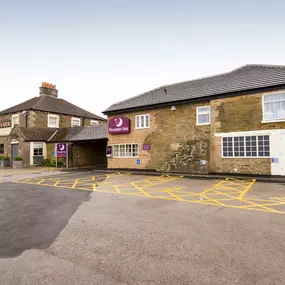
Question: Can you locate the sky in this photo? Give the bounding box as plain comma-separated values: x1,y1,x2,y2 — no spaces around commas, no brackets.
1,0,285,117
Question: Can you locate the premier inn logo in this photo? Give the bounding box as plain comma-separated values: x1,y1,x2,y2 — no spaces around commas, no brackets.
0,120,11,128
109,117,130,134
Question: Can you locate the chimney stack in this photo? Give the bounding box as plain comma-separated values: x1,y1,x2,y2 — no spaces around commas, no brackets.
39,82,58,97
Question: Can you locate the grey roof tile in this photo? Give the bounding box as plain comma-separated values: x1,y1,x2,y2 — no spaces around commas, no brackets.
103,64,285,113
49,124,107,142
19,127,57,141
0,95,105,121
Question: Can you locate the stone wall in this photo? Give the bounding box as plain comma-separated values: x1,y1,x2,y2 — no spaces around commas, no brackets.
5,128,30,167
107,103,211,173
210,90,285,175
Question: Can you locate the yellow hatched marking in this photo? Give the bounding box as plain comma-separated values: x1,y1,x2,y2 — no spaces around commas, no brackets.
131,182,151,197
72,179,79,189
37,179,45,185
238,179,256,198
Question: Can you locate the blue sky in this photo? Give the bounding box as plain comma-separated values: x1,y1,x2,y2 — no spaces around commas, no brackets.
0,0,285,117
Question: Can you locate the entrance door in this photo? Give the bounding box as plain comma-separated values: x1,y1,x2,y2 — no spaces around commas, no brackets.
271,132,285,176
11,144,19,166
280,133,285,176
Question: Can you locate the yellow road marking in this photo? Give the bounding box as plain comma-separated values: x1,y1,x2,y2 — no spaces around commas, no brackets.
72,179,79,189
12,175,285,215
238,179,256,198
131,182,151,197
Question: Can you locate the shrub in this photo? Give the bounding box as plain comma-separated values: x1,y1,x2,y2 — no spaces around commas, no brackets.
14,156,23,161
0,155,9,161
41,159,51,166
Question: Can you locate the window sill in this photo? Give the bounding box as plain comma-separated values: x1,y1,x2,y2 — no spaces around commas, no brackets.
135,127,150,130
261,119,285,124
196,123,210,126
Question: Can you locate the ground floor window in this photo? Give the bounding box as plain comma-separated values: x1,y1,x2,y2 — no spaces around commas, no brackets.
113,144,139,158
0,144,4,154
222,135,270,158
33,143,43,156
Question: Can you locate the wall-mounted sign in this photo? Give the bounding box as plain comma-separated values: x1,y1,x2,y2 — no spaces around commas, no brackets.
57,143,67,158
136,159,141,165
200,160,207,165
143,144,150,150
272,158,279,163
0,120,11,128
109,117,130,134
106,146,113,157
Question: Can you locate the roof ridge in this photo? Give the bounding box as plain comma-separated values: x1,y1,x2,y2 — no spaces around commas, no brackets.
31,95,49,109
231,64,285,72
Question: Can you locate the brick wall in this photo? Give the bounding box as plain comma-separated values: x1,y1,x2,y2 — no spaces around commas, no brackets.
107,103,211,173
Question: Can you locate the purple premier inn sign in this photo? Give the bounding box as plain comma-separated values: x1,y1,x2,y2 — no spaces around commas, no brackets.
57,143,67,158
109,117,130,134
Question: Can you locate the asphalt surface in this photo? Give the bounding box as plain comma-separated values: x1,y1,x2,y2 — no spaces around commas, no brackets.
0,171,285,285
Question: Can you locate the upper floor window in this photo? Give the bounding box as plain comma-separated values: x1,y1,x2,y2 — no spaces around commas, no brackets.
48,114,59,128
90,120,99,126
71,117,81,127
135,114,150,129
11,114,19,128
263,92,285,122
197,106,210,125
0,144,4,154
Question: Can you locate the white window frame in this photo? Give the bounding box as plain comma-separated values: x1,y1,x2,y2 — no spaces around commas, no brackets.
71,117,81,127
11,114,20,128
90,120,99,125
262,91,285,123
33,142,44,157
221,135,271,158
48,114,59,128
30,142,47,165
135,114,150,129
112,143,139,158
196,106,211,125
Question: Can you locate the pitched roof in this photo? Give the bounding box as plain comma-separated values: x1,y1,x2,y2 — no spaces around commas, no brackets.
19,128,57,141
0,95,106,120
103,64,285,114
48,124,107,142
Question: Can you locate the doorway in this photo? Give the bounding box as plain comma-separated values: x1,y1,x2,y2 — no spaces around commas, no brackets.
11,144,19,167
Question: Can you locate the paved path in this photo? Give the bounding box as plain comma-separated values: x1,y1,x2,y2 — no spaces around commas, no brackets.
0,171,285,285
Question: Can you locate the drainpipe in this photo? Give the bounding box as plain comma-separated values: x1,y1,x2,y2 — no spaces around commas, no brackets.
26,111,29,127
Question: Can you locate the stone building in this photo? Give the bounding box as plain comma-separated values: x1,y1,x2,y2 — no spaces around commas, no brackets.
0,83,107,167
103,65,285,176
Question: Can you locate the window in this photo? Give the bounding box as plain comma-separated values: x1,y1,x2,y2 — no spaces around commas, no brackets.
11,114,19,128
90,120,99,125
263,92,285,122
71,117,81,127
33,143,43,156
112,144,139,158
135,114,150,129
197,106,210,125
222,135,270,158
48,114,59,128
0,144,4,154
